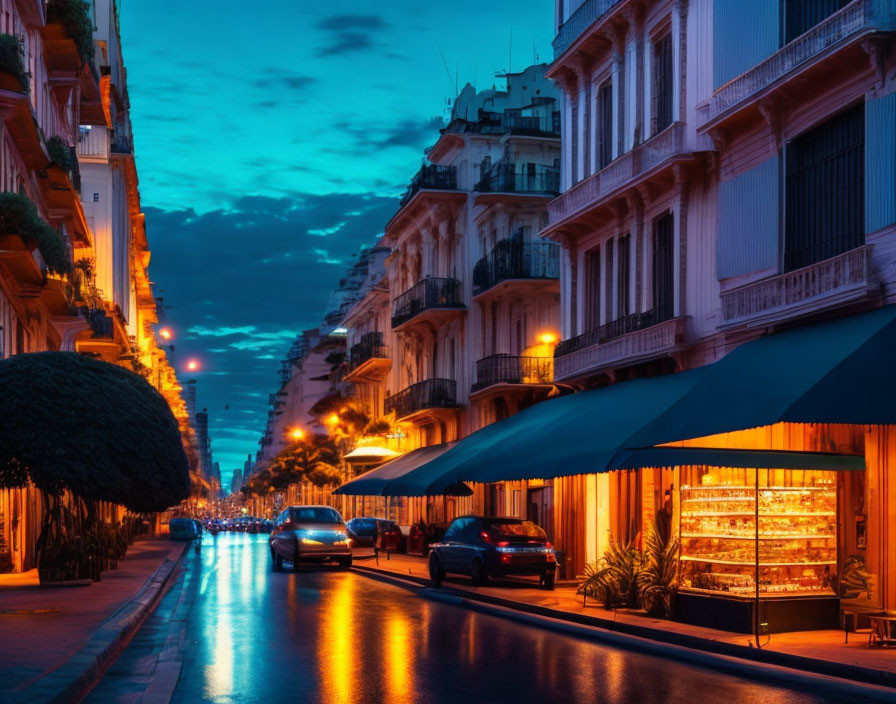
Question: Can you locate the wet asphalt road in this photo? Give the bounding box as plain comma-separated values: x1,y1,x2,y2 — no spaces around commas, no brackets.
86,533,849,704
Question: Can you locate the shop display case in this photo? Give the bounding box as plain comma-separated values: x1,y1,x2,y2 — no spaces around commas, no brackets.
675,468,841,633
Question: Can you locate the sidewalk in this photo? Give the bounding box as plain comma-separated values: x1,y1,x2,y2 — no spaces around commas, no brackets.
353,550,896,690
0,539,188,702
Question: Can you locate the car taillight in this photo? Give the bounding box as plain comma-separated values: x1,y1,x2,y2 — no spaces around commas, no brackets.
479,531,492,544
545,542,553,550
496,541,509,547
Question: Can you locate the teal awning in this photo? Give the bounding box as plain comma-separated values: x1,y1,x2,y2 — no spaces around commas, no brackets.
333,443,456,496
404,368,709,495
627,305,896,447
614,447,865,471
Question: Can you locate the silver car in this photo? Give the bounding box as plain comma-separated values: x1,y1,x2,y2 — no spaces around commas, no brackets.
269,505,352,571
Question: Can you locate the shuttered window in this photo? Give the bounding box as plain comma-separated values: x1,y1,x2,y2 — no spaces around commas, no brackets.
784,103,864,272
597,81,613,169
784,0,851,44
652,33,673,135
585,246,601,331
617,234,630,319
653,214,674,321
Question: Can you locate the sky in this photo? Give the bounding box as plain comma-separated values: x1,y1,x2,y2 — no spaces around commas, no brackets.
120,0,555,474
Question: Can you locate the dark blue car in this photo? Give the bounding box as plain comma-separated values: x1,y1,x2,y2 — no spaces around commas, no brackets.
428,516,556,590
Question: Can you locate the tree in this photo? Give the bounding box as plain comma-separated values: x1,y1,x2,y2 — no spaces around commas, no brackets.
242,434,342,498
0,352,190,512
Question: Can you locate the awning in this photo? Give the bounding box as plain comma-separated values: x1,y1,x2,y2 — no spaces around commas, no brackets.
404,368,709,495
627,304,896,447
333,443,457,496
614,447,865,471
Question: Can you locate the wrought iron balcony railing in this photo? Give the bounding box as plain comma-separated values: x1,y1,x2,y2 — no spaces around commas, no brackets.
472,354,553,391
399,164,458,208
80,307,114,338
349,331,389,369
391,277,464,328
552,0,623,58
384,378,459,419
554,308,671,358
473,240,560,296
476,163,560,195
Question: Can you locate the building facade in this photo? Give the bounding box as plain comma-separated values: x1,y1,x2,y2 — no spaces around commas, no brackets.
0,0,186,572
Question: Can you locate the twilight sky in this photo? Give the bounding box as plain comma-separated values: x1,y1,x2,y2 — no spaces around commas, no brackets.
120,0,554,475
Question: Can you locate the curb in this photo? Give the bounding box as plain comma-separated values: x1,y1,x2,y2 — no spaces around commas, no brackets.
352,564,896,701
11,541,191,704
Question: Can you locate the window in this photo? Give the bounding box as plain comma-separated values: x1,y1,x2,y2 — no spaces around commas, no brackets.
597,81,613,169
605,238,614,323
653,213,674,321
784,103,864,272
617,234,630,319
784,0,850,44
585,246,601,331
652,33,673,135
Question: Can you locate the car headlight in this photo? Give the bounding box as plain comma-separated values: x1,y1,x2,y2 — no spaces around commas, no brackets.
333,537,351,546
300,537,323,546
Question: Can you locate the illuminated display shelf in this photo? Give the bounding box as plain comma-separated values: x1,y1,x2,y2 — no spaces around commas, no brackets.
680,556,837,567
680,534,836,540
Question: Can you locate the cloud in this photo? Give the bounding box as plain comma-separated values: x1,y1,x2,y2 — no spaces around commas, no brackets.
316,14,389,57
146,191,398,467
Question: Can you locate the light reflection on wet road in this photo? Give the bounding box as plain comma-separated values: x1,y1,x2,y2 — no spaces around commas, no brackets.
88,533,848,704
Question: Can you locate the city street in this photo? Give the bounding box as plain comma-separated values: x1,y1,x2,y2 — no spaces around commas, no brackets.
87,534,848,704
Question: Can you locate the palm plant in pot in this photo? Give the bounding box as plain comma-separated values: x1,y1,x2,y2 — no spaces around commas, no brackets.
638,513,681,618
577,541,646,608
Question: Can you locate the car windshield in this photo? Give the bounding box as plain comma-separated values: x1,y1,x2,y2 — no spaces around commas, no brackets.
291,507,343,524
484,520,546,539
351,519,376,534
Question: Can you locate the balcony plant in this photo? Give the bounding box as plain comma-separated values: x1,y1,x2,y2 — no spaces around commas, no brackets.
46,136,72,171
0,34,29,93
46,0,95,66
0,191,71,274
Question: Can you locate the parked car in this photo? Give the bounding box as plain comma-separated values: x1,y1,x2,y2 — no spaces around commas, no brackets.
270,505,352,571
428,516,556,589
346,517,403,551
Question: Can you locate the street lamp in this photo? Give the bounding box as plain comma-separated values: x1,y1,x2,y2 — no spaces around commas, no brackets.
290,428,304,441
186,359,200,372
326,413,340,427
159,327,173,341
538,332,558,345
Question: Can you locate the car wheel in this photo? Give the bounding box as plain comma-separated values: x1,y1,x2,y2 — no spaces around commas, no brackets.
271,548,283,572
470,559,488,587
428,553,444,587
543,569,556,591
339,556,352,570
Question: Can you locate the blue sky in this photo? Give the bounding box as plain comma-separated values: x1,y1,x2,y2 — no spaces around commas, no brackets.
121,0,554,475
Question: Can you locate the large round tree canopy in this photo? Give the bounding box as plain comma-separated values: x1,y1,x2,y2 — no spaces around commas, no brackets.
0,352,190,512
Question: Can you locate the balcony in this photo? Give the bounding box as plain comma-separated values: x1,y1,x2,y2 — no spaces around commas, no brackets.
719,245,877,329
701,0,890,131
111,135,133,155
475,163,560,201
502,112,561,138
554,312,687,382
77,128,108,159
384,378,460,423
471,354,554,396
553,0,624,59
345,332,391,383
547,122,687,229
391,277,465,331
473,240,560,301
399,164,459,208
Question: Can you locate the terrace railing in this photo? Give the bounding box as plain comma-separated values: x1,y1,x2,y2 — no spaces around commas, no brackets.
391,277,464,328
473,240,560,296
472,354,553,391
384,378,459,419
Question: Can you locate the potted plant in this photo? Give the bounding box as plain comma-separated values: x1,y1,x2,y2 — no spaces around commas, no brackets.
0,34,28,93
577,541,646,609
45,0,95,66
638,514,681,618
0,192,71,275
46,136,72,171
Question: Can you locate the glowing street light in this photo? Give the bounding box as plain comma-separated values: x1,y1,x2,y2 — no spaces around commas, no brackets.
539,332,558,345
186,359,200,372
325,413,340,426
290,428,304,441
159,327,173,341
